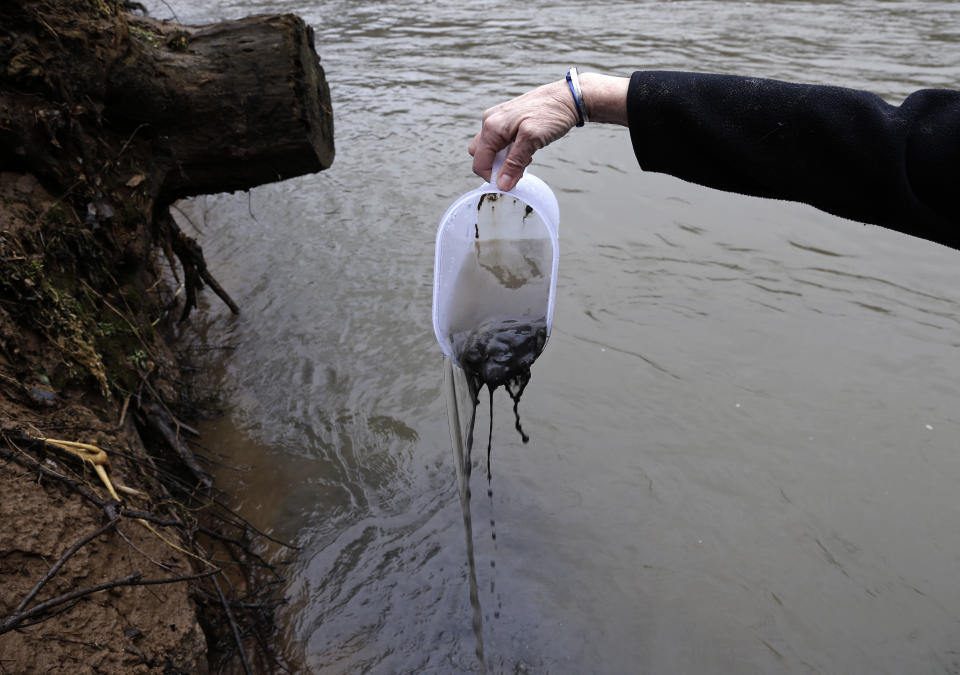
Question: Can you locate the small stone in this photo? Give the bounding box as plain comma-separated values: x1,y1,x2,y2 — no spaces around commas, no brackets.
27,386,57,407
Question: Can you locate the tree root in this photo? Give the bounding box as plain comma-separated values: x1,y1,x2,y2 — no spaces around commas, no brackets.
13,514,122,616
34,437,144,501
137,398,212,488
211,571,252,675
1,568,220,636
159,209,240,323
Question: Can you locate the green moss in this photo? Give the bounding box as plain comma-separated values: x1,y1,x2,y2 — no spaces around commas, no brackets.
3,207,155,398
129,24,161,48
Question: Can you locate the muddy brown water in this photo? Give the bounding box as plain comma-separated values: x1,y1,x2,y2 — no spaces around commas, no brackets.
149,0,960,672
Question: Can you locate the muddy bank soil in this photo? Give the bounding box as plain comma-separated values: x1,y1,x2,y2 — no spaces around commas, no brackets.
0,173,212,672
0,0,333,671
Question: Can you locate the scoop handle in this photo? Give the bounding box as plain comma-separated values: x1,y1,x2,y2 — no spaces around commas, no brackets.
489,143,514,188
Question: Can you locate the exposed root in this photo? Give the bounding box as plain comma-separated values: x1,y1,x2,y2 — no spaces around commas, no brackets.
137,399,212,488
2,568,221,636
12,513,122,616
159,209,240,323
36,436,125,500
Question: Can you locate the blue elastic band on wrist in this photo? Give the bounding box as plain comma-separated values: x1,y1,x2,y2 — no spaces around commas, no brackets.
565,71,586,128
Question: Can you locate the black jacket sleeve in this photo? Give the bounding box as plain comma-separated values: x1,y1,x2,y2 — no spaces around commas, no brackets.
627,71,960,249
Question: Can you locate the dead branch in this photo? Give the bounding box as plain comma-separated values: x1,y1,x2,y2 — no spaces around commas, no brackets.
0,568,220,636
211,571,252,675
137,400,212,488
196,526,286,576
14,515,122,614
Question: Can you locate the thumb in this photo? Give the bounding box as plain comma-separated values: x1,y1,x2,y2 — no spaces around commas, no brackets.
496,141,533,191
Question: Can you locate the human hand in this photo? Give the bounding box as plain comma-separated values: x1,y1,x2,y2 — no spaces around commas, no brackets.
468,80,578,192
468,74,630,191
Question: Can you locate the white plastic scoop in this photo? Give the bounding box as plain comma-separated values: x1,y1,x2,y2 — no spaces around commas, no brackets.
432,149,560,365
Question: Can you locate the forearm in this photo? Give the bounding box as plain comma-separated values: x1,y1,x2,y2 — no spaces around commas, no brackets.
626,71,959,245
579,73,630,125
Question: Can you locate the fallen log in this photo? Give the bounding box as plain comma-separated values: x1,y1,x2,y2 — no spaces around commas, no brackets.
1,5,334,200
112,13,335,200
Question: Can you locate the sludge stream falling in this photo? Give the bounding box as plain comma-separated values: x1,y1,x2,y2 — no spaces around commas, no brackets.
440,196,552,672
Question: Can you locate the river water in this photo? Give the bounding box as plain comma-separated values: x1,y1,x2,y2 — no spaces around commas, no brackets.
145,0,960,672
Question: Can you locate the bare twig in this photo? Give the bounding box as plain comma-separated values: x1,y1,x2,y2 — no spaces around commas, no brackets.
6,600,82,632
14,515,122,614
116,528,178,573
174,416,200,438
0,569,220,636
117,123,148,157
211,572,252,675
121,507,185,528
138,400,211,488
156,0,180,22
170,203,203,234
196,526,284,575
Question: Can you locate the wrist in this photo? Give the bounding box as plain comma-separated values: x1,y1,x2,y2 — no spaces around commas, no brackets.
578,73,629,125
550,79,579,124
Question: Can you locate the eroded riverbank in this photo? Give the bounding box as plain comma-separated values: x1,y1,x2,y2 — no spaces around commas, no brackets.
0,0,332,670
